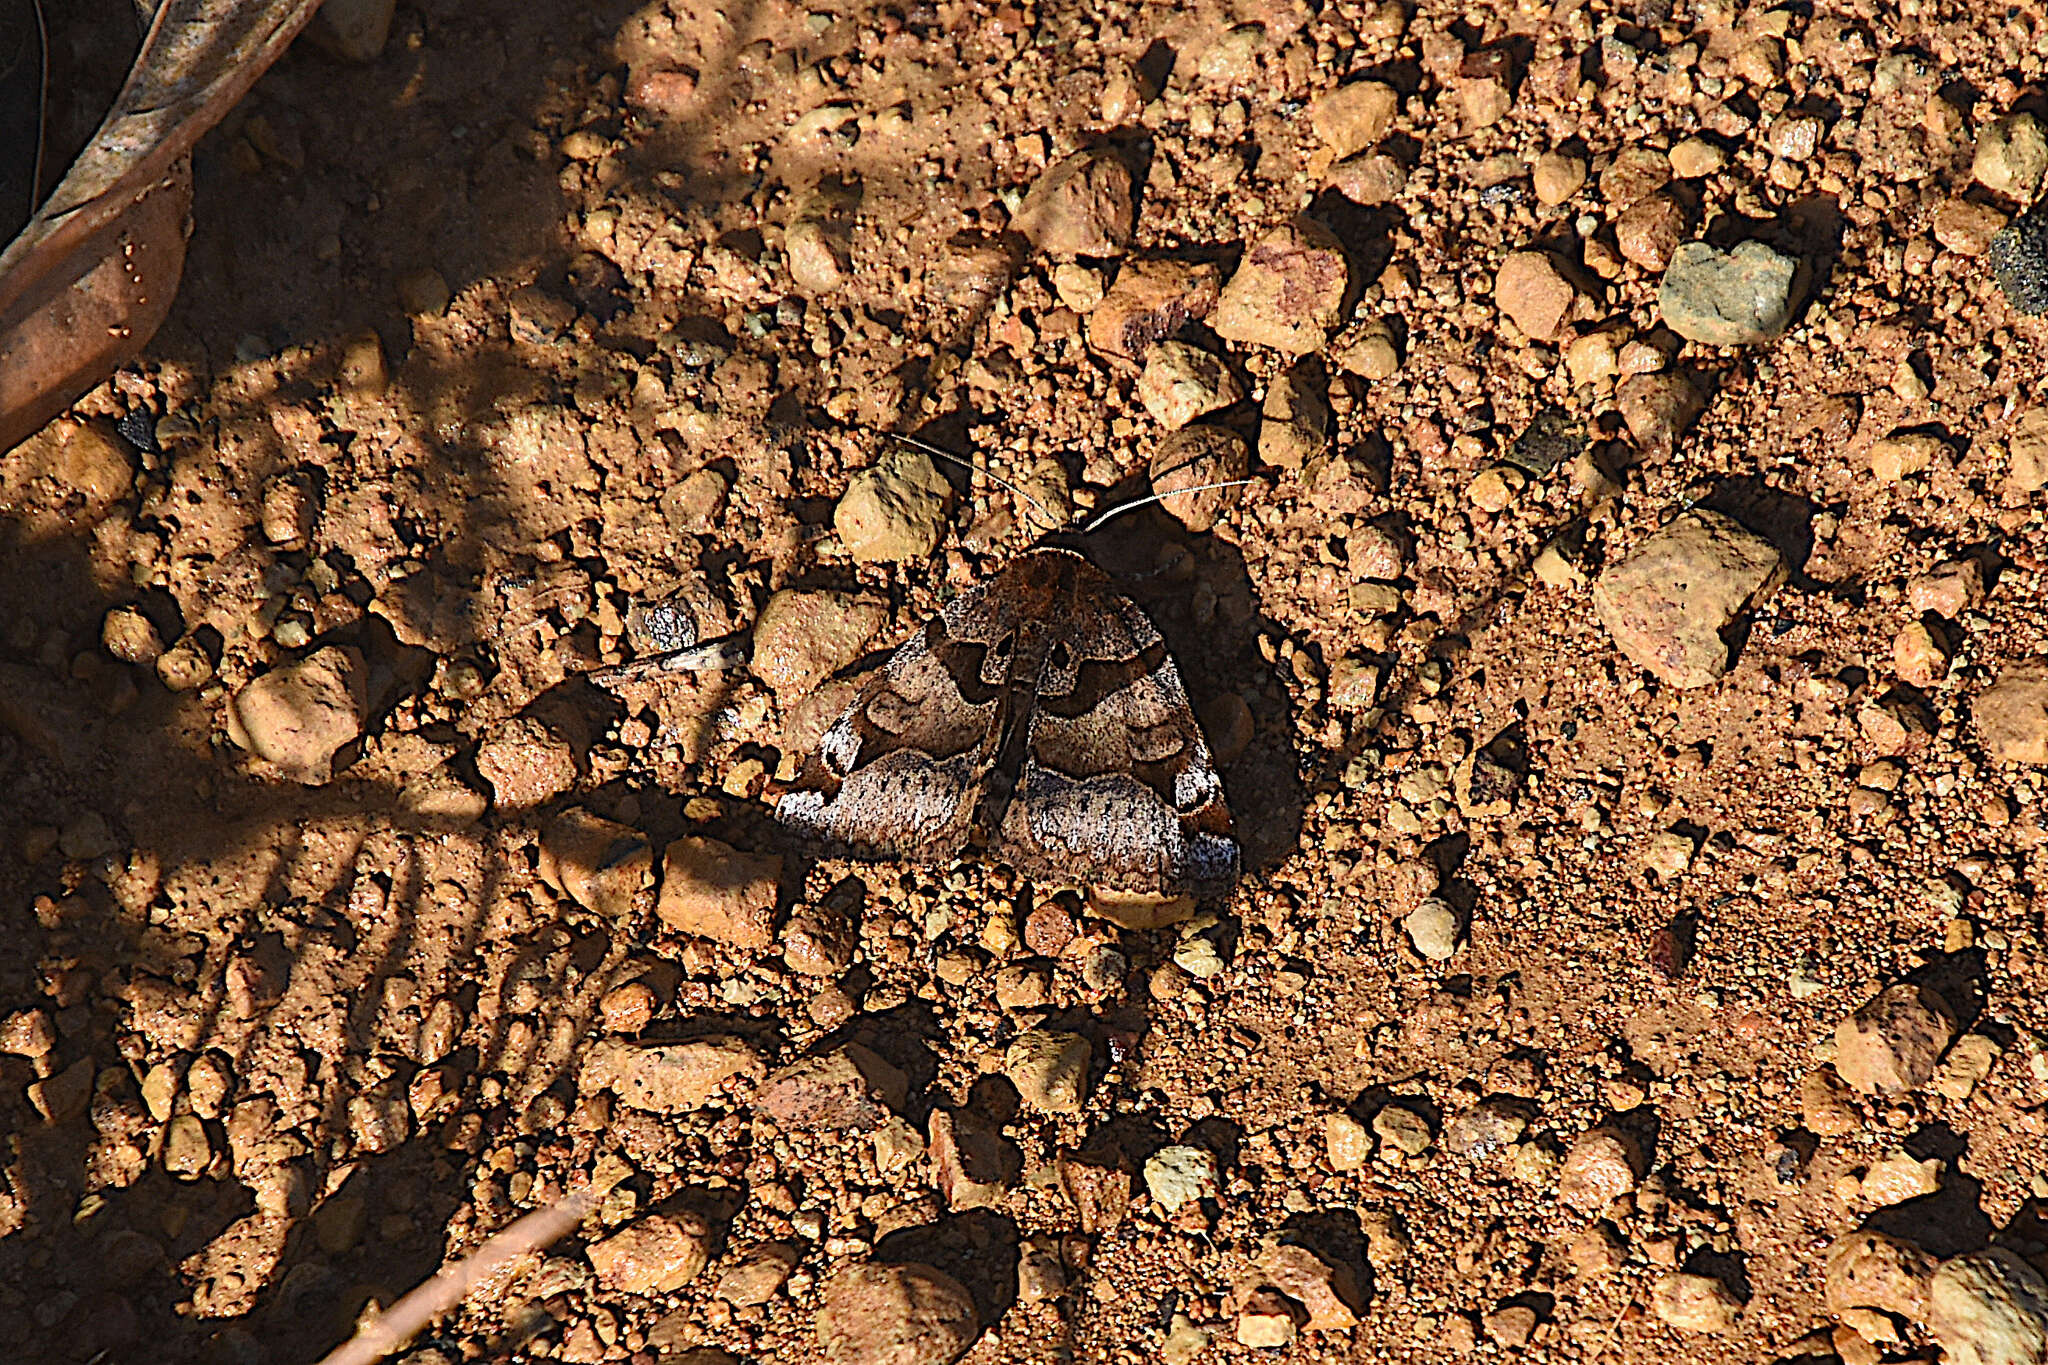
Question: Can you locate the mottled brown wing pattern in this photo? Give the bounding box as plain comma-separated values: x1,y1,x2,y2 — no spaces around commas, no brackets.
774,579,1013,860
776,547,1239,898
995,569,1239,897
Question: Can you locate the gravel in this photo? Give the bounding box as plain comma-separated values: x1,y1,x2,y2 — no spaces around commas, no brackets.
1309,81,1398,161
750,589,888,695
1149,425,1248,533
538,807,654,918
582,1035,764,1113
758,1044,909,1131
1494,249,1584,342
587,1211,716,1295
1972,113,2048,201
1650,1272,1742,1335
1833,982,1961,1094
1136,340,1243,430
1142,1145,1219,1212
657,836,782,948
17,3,2048,1362
1826,1232,1938,1319
1211,217,1351,353
1558,1127,1644,1211
1003,1029,1091,1114
1403,897,1461,960
1085,258,1221,361
1012,149,1136,259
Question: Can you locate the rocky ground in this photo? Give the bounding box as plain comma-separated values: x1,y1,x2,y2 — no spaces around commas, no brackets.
4,0,2048,1361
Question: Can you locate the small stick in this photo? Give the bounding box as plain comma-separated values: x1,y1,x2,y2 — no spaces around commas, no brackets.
311,1188,601,1365
586,635,750,685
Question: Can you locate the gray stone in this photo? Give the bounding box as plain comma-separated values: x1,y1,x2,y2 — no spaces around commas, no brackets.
659,836,781,948
786,219,850,294
102,605,163,665
1825,1232,1937,1318
1977,660,2048,764
1086,259,1222,362
1309,81,1399,160
716,1242,800,1307
1258,363,1331,469
163,1114,213,1178
475,715,579,810
1495,250,1582,342
1505,408,1587,476
1558,1126,1643,1210
1443,1098,1530,1157
1658,240,1799,345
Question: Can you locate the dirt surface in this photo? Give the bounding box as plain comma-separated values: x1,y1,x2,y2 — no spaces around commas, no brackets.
5,0,2048,1362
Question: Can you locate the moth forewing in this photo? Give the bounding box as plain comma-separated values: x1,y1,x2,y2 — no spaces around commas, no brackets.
774,545,1240,898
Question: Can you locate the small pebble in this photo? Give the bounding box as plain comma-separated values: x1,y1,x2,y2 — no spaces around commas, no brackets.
102,606,163,666
1531,150,1587,205
1834,983,1958,1095
1143,1145,1220,1211
1004,1029,1092,1113
1668,137,1728,178
1650,1272,1742,1335
1137,341,1243,430
1658,240,1799,345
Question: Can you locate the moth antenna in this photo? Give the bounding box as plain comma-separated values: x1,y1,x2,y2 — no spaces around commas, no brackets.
874,430,1062,527
1081,478,1262,534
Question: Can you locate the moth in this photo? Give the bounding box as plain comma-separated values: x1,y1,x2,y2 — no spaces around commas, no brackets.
775,462,1242,899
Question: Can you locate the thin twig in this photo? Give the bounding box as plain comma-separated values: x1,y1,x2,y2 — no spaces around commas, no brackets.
311,1189,601,1365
